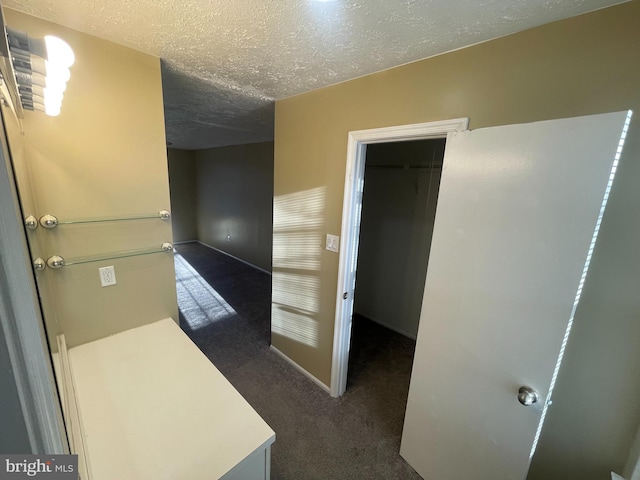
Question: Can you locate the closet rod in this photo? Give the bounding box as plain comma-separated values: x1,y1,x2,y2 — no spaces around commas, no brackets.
44,243,173,269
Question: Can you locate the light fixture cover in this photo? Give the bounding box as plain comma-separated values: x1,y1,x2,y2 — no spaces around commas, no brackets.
44,36,75,68
6,28,75,117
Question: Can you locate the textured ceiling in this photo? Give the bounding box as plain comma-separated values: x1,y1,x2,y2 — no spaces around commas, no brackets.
3,0,627,149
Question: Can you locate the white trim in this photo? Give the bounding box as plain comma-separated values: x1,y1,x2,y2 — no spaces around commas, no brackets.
194,241,272,275
346,118,470,145
57,335,91,479
330,118,469,397
269,345,331,394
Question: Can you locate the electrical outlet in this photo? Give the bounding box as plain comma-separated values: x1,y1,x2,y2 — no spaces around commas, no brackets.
99,266,117,287
326,234,340,253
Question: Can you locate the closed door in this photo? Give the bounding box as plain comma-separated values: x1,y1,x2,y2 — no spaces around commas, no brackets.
400,111,631,480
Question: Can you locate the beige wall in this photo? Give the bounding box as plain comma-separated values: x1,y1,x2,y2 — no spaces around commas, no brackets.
5,9,178,348
273,2,640,478
167,148,197,243
195,142,274,272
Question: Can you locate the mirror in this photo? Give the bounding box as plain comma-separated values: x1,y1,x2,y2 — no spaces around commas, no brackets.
0,7,178,477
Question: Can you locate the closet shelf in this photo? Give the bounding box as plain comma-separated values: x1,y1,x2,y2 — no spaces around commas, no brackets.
366,164,443,170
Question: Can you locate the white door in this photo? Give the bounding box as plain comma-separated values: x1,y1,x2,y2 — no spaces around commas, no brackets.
400,111,632,480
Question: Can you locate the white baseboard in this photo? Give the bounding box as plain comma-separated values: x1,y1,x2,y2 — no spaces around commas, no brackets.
355,311,417,340
194,241,272,275
269,345,331,394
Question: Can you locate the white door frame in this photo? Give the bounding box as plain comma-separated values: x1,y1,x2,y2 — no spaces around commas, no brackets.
330,118,469,397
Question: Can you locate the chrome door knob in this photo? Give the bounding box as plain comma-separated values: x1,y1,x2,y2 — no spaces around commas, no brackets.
518,386,539,406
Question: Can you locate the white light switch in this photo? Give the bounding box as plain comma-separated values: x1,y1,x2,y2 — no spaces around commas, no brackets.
99,266,117,287
326,234,340,253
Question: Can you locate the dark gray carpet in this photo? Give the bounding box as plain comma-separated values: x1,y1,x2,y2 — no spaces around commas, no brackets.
174,242,422,480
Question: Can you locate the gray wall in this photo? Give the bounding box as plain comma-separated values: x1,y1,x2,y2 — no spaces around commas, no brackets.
0,326,31,453
195,142,274,272
167,143,274,272
167,149,197,243
354,139,445,339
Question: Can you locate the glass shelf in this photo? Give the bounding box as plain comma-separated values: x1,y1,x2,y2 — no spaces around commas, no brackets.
39,210,171,229
46,243,173,269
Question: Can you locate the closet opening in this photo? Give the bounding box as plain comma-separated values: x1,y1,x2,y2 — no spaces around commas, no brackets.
347,138,446,409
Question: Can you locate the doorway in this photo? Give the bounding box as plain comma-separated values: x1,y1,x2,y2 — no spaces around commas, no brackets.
344,138,446,432
352,138,445,339
331,118,468,397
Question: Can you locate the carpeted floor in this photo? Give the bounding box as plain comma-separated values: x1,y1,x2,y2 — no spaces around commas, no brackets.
175,242,422,480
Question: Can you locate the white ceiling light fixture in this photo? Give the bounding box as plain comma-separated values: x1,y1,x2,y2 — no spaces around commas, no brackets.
5,27,75,117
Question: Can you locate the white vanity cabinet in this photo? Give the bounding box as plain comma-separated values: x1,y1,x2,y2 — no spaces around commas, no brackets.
67,318,275,480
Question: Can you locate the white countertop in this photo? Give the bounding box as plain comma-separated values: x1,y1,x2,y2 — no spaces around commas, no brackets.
68,318,275,480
